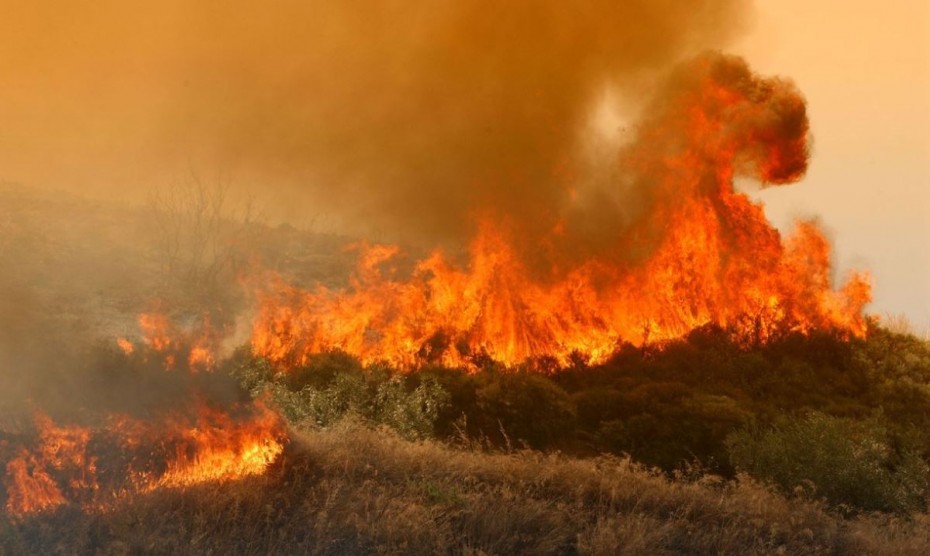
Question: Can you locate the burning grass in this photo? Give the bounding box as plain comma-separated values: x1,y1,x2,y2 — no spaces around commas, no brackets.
0,315,287,520
0,401,286,518
3,423,930,555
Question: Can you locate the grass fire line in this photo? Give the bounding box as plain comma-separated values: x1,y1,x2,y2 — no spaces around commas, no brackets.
1,323,287,518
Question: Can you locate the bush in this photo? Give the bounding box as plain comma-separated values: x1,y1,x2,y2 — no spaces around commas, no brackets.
239,356,450,440
283,350,365,391
726,412,930,513
473,372,577,450
230,323,930,482
372,375,450,440
299,371,370,427
593,393,748,472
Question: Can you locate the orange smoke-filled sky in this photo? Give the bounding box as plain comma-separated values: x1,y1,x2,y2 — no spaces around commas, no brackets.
733,0,930,328
0,1,927,327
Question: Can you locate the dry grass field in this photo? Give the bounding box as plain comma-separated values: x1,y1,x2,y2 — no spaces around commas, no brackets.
4,423,930,555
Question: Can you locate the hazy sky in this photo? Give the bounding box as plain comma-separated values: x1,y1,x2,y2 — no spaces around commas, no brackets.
1,1,927,327
733,0,930,328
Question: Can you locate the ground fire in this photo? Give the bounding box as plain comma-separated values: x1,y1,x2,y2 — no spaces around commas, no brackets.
0,317,286,518
250,54,871,371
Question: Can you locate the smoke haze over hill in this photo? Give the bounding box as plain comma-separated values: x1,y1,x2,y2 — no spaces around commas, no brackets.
0,1,747,243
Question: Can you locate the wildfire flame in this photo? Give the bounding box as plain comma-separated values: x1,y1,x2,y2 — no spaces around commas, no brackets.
250,55,871,371
2,315,286,518
137,311,219,372
116,337,134,355
3,415,94,515
2,403,285,517
139,312,175,353
152,402,284,489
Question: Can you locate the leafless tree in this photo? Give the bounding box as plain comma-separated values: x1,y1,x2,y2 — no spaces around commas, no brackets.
147,172,261,311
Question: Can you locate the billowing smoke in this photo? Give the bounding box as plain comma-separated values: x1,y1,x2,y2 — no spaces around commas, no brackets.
554,52,811,269
0,1,749,245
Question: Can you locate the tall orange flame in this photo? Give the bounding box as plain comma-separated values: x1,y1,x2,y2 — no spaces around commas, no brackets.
250,55,871,371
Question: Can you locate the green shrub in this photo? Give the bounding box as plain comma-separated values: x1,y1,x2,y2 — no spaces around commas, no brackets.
283,350,365,391
474,371,577,449
726,412,930,513
227,347,276,396
300,371,370,427
229,323,930,486
373,375,450,440
245,360,450,440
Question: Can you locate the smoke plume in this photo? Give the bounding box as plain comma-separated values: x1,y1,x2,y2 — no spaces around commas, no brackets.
0,1,749,243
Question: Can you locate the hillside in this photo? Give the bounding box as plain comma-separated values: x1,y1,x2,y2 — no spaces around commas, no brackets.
4,424,930,556
2,185,930,554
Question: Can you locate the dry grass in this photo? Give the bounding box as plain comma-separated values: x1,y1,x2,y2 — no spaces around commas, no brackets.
3,422,930,555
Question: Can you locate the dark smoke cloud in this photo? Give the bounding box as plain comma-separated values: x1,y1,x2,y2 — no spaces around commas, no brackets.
0,1,749,244
0,3,754,413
